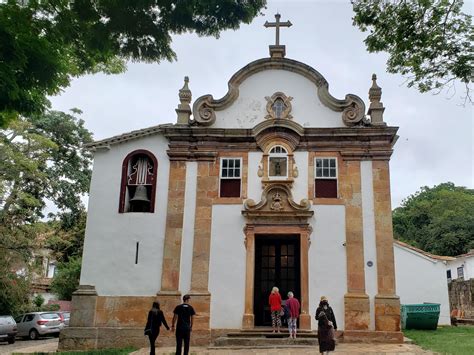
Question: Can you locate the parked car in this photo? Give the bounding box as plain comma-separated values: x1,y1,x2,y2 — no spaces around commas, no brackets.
0,315,17,344
56,311,70,327
15,312,63,340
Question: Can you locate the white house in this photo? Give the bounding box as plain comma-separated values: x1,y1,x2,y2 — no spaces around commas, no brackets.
394,240,453,325
446,250,474,281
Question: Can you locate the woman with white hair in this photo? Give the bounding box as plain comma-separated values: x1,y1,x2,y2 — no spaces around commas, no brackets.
268,286,282,333
285,291,300,339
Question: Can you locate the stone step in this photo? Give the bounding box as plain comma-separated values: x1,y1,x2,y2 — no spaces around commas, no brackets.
226,331,318,338
213,336,319,347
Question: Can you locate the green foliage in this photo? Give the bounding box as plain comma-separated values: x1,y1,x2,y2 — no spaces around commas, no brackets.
51,256,82,301
0,110,92,313
404,326,474,354
33,294,44,308
41,303,60,312
0,266,30,315
352,0,473,102
0,0,266,127
393,183,474,256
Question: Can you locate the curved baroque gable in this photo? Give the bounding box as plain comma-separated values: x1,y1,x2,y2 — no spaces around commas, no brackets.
192,57,366,127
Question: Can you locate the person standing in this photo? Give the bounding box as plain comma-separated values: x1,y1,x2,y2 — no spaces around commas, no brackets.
315,296,337,354
144,301,169,355
171,294,195,355
268,286,282,333
285,291,300,339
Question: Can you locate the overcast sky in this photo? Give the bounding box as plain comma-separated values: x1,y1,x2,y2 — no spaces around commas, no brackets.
49,0,473,209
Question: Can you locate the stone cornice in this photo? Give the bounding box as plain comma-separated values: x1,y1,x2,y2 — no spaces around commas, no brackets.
192,57,367,127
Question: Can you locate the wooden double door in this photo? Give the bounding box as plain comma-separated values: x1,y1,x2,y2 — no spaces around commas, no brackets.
253,235,300,326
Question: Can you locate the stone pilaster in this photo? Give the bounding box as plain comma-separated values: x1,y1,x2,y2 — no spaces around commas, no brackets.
189,160,218,334
299,229,311,330
242,227,255,329
340,160,370,330
372,160,401,331
160,160,187,292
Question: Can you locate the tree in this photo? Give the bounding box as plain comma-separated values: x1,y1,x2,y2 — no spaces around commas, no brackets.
393,182,474,256
50,256,82,301
0,0,266,127
352,0,473,103
0,109,92,313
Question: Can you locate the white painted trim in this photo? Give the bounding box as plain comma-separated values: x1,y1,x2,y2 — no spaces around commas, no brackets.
268,145,289,179
179,161,198,294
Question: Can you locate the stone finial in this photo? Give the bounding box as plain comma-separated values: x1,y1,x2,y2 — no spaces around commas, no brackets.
367,73,386,126
176,76,192,125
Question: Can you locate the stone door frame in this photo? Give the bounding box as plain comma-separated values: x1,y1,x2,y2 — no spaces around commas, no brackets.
242,224,312,330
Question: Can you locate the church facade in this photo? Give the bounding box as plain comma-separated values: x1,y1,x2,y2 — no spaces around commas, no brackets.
61,30,403,350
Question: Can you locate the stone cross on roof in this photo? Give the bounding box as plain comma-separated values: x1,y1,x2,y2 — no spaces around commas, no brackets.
264,13,292,58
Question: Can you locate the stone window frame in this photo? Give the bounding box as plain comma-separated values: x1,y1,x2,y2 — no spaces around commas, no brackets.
118,149,158,213
265,92,293,120
214,152,248,204
219,157,243,198
268,145,289,180
260,141,295,184
308,152,344,205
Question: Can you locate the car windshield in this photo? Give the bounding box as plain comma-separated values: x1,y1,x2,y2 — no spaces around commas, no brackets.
63,313,70,318
41,313,59,319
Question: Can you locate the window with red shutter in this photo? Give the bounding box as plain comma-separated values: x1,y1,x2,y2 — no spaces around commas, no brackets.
315,158,338,198
220,158,241,198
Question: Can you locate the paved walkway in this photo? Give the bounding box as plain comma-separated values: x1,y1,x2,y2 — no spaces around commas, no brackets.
132,343,434,354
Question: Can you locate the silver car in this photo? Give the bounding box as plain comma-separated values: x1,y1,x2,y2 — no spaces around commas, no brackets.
15,312,63,340
0,315,17,344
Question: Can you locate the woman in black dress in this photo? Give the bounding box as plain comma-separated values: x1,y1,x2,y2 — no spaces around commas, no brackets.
144,301,170,355
315,296,337,354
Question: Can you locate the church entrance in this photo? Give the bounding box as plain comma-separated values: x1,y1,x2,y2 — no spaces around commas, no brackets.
253,235,300,326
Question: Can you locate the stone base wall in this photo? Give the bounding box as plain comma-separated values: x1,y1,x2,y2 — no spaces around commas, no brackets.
449,279,474,318
374,295,401,331
343,330,404,343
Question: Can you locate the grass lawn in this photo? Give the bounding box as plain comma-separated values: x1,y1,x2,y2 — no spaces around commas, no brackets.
404,326,474,354
13,347,136,355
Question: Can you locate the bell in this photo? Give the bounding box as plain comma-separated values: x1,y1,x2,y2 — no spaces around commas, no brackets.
130,185,150,202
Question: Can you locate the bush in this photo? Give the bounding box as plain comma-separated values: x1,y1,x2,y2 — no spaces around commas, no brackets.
51,257,81,300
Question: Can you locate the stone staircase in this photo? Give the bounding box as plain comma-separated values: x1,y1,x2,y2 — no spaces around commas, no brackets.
212,328,319,349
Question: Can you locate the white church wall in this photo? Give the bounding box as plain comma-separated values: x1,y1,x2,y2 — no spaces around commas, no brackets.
361,160,378,330
309,205,347,330
209,205,247,329
179,161,198,294
293,151,309,202
248,152,262,201
81,135,170,296
394,244,451,325
213,70,344,129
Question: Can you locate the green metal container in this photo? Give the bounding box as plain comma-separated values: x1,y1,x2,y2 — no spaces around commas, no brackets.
401,303,440,330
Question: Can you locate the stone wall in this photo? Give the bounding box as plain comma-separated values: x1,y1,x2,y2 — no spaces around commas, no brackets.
449,279,474,318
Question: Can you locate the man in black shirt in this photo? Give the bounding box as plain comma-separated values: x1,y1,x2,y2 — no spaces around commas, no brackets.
171,294,195,355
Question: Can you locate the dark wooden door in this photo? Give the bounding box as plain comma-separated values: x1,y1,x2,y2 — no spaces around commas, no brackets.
254,235,300,326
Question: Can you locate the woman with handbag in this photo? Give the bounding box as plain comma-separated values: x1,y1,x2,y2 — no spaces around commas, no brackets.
268,286,282,333
315,296,337,354
144,301,170,355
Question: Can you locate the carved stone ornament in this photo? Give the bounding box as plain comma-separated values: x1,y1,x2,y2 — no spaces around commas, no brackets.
192,57,367,127
293,165,299,178
257,164,264,177
242,183,313,224
265,92,293,120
